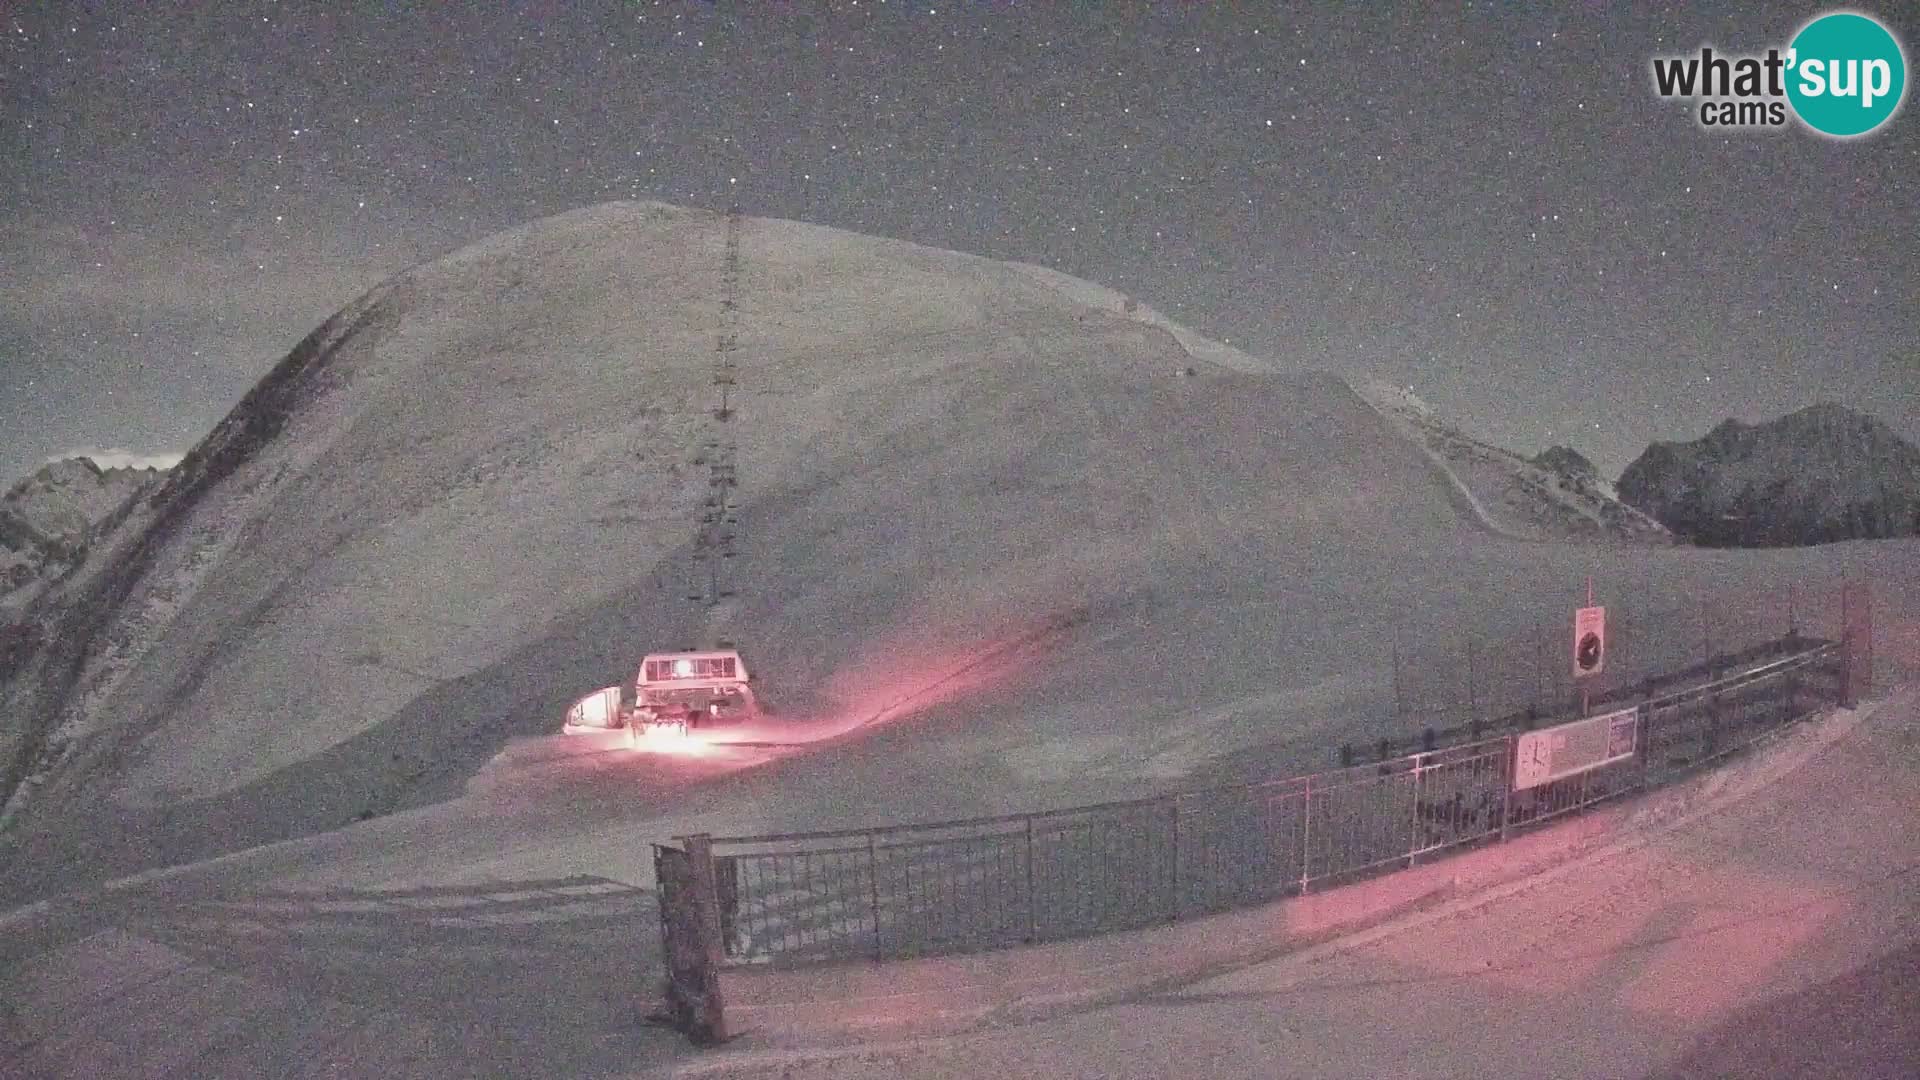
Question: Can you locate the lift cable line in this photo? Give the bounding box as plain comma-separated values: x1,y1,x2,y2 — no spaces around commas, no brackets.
689,205,744,606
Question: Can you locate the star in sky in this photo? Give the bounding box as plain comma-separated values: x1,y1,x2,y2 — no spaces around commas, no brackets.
0,2,1914,481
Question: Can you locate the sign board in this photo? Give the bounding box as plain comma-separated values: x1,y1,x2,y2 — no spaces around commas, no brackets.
1573,605,1606,678
1513,707,1638,791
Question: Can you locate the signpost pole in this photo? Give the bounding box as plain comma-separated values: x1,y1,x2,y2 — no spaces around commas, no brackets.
1585,576,1593,718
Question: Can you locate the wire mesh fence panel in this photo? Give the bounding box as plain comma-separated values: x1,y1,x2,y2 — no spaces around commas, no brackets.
1414,579,1860,750
1409,739,1511,856
869,826,1032,959
1639,643,1842,785
1028,798,1177,942
1302,760,1420,888
718,844,878,965
691,620,1851,970
1643,694,1698,776
1172,779,1311,916
1714,672,1798,747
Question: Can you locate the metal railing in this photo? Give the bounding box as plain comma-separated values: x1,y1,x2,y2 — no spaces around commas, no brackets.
675,634,1845,968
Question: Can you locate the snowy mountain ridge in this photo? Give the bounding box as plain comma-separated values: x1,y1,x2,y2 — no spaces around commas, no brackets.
1006,263,1279,375
1349,376,1672,545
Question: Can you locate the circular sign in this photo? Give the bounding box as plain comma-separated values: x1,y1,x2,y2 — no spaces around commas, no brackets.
1576,632,1603,672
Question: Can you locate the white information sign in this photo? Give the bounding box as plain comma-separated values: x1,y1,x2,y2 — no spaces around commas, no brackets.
1513,706,1638,791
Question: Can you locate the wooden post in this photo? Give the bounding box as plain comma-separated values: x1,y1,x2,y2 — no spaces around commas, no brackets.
679,835,728,1045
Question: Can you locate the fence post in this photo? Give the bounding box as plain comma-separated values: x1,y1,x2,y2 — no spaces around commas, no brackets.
1299,773,1314,895
1705,677,1721,760
1409,755,1425,867
1168,795,1182,922
867,833,883,960
671,835,728,1045
1024,815,1038,943
1498,737,1514,842
1783,644,1800,723
1638,686,1656,789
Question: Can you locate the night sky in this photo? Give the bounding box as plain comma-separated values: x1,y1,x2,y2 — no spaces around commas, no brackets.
3,2,1915,484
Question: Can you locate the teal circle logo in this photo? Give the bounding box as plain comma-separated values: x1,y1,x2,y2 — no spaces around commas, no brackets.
1786,12,1907,137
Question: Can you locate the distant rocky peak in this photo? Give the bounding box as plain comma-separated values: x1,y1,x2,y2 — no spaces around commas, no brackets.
2,457,169,611
18,456,105,489
1532,445,1597,479
1617,403,1920,547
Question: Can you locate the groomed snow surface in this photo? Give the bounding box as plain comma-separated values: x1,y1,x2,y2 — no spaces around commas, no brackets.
2,201,1917,1076
3,687,1914,1077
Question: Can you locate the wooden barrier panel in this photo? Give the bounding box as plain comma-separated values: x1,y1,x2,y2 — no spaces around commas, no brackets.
652,838,727,1044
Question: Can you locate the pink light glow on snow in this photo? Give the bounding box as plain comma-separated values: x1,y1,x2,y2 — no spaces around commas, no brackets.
629,725,718,757
1352,855,1851,1022
805,605,1080,735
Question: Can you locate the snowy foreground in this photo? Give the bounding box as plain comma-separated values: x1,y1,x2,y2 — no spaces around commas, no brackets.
683,688,1920,1079
5,688,1910,1078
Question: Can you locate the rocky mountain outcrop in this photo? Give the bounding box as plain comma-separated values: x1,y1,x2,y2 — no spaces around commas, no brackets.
1,458,165,612
1532,445,1597,480
1617,403,1920,547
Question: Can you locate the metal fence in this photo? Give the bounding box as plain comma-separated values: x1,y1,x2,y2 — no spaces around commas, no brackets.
1380,577,1862,746
665,630,1850,969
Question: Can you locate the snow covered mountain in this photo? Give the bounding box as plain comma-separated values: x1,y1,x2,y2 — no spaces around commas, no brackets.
1349,377,1673,544
0,201,1884,910
0,202,1504,888
0,457,163,615
1618,404,1920,547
